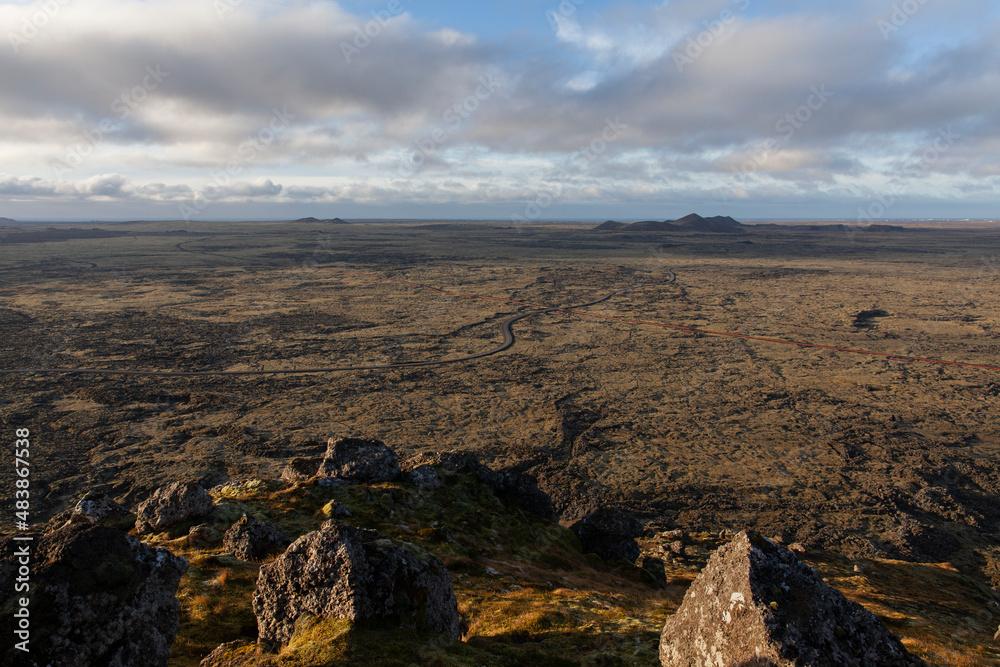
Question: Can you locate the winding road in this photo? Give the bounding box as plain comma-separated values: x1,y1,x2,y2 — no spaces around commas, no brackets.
0,279,653,377
4,264,997,376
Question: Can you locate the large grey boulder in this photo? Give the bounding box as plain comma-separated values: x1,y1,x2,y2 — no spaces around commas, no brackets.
0,523,187,666
569,507,643,562
317,437,401,483
659,530,927,667
135,481,215,534
223,514,291,562
253,520,460,647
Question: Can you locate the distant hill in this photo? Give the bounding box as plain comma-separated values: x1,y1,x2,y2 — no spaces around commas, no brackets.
0,217,17,224
672,214,744,233
0,227,126,243
593,220,626,231
610,220,668,232
293,217,349,224
595,213,745,234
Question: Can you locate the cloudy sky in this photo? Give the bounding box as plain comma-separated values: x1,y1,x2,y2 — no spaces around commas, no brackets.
1,0,998,221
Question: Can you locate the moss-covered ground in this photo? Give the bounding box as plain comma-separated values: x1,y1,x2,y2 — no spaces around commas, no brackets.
148,470,1000,666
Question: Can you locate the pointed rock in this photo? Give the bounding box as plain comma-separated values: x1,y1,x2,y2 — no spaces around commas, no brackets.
659,530,927,666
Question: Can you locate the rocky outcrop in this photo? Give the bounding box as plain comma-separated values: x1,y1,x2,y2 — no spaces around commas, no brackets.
135,481,215,534
569,507,643,562
70,491,133,527
407,450,554,518
659,530,927,667
0,523,187,666
223,514,291,562
317,437,401,483
407,464,443,491
253,520,460,647
280,456,323,482
42,491,135,533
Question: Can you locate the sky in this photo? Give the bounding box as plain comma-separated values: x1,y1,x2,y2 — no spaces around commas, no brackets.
0,0,998,222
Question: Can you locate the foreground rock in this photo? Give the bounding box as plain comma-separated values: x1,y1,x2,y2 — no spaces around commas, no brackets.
0,523,187,666
70,491,133,527
224,514,291,562
659,530,926,667
317,437,401,483
135,481,215,534
253,520,460,647
569,507,643,562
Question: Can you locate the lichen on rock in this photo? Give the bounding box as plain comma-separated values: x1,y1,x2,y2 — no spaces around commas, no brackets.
659,530,927,667
252,520,461,648
135,481,215,534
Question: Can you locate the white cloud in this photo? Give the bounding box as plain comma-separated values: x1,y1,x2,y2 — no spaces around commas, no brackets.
0,0,998,219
